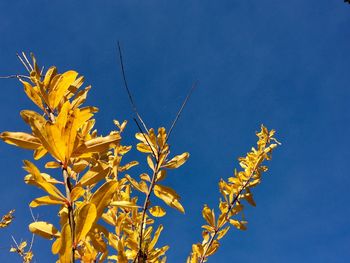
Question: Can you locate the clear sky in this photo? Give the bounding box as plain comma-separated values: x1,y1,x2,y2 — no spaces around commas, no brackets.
0,1,349,262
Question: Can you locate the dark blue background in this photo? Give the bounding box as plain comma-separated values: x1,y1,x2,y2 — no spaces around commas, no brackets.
0,1,349,262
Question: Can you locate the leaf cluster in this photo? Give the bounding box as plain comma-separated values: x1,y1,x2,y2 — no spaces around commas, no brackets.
0,54,279,263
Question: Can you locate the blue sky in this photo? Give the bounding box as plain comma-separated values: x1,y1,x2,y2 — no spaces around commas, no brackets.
0,0,350,262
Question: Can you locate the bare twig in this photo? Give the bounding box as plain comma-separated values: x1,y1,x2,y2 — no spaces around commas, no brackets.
29,234,35,252
21,52,33,72
132,118,157,158
29,208,38,223
117,41,149,133
0,74,30,80
165,81,197,146
16,53,31,73
11,236,19,248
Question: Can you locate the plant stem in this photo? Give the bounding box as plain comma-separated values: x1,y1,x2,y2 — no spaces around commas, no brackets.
199,153,266,263
63,168,75,263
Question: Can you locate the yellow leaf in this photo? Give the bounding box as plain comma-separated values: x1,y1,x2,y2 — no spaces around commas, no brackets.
29,221,60,239
59,223,72,262
0,131,41,150
77,133,121,154
33,145,48,160
149,224,164,251
21,110,63,161
43,66,57,89
45,161,61,169
23,161,65,200
75,203,97,243
90,181,119,218
243,188,256,207
21,80,44,110
153,185,185,213
156,170,167,182
140,173,151,182
70,186,85,202
157,127,167,149
71,86,91,109
24,172,62,185
162,152,190,169
217,226,230,240
51,237,61,254
206,240,219,256
0,209,15,228
110,200,140,209
125,174,147,194
79,163,110,187
118,161,139,172
30,196,65,208
149,206,166,217
147,155,155,171
229,219,247,230
202,205,215,227
18,241,27,250
136,142,153,153
49,70,78,109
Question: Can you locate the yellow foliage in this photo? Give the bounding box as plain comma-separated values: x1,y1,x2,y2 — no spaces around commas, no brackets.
0,55,279,263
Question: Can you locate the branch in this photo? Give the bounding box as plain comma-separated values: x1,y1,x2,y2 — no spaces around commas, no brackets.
199,152,266,263
0,74,30,80
165,81,197,146
16,53,31,73
117,42,149,133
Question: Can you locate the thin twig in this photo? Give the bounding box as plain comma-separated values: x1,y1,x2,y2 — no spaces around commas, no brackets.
133,118,157,158
11,236,19,248
164,81,197,146
0,74,30,80
16,53,30,73
29,234,35,252
29,208,38,222
117,41,149,133
21,52,33,72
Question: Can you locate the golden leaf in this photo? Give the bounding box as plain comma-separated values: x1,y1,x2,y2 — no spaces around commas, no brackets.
162,152,189,169
149,206,166,217
79,163,110,187
147,155,155,171
30,196,65,208
48,70,78,109
33,145,48,160
202,205,215,227
51,237,61,254
77,133,121,154
70,186,85,202
136,143,153,153
217,226,230,240
153,185,185,213
118,161,139,172
229,219,247,230
43,66,57,89
21,80,44,110
157,127,167,149
29,221,60,239
149,225,164,251
0,132,41,150
71,86,91,109
75,203,97,243
110,200,140,209
206,240,219,256
90,181,119,218
59,223,72,262
0,209,15,228
23,161,65,201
